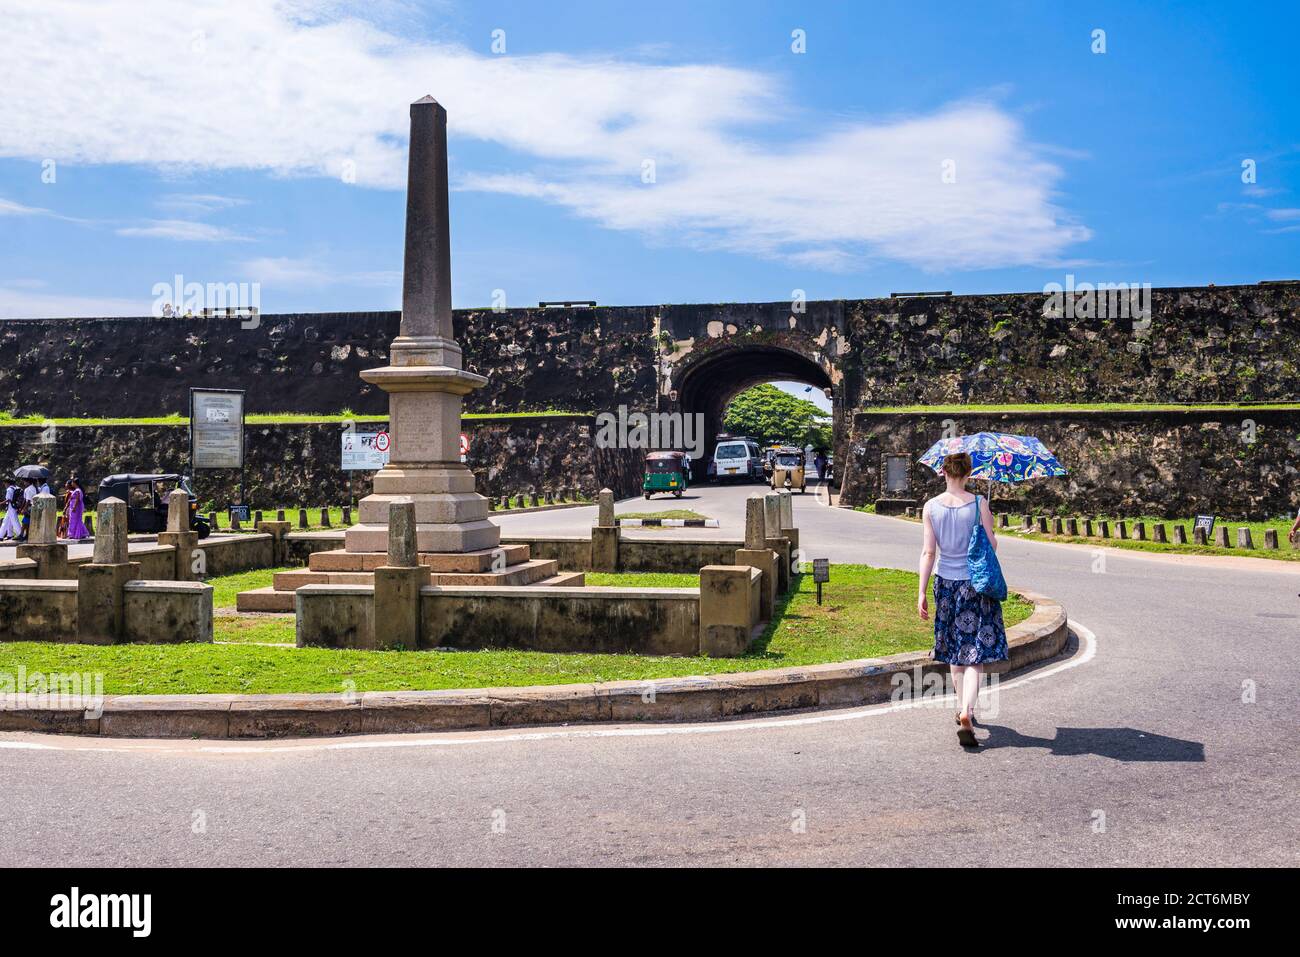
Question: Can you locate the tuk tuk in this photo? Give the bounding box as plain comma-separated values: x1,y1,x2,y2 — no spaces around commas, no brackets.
97,473,211,538
643,451,690,499
770,447,807,493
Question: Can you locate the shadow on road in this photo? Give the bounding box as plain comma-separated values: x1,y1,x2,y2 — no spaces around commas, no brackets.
975,725,1206,762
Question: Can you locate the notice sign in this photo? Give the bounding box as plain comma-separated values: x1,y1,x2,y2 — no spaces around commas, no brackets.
813,558,830,583
342,431,390,471
190,388,245,469
1193,514,1216,535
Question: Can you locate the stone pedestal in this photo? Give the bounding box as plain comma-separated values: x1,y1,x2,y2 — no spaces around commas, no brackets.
76,498,139,644
157,530,199,580
733,495,777,620
255,520,292,566
591,487,619,571
372,501,431,650
17,492,67,578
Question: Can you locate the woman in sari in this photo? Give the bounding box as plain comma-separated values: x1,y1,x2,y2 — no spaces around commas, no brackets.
65,478,89,541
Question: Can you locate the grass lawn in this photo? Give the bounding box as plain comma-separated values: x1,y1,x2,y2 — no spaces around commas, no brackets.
617,510,711,521
869,402,1300,414
0,566,1034,695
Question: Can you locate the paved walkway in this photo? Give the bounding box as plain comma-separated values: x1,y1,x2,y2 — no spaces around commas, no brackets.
1,483,1295,866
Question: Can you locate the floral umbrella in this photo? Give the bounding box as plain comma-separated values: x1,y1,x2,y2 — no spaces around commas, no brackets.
919,432,1067,484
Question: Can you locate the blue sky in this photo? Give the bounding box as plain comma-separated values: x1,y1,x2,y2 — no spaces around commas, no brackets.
1,0,1298,326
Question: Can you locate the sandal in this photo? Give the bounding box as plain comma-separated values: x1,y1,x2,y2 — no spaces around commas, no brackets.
954,711,977,726
956,715,978,748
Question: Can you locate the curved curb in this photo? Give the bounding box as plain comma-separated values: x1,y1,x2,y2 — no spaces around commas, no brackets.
0,591,1069,740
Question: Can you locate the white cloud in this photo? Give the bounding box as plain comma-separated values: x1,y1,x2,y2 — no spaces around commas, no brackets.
0,0,1089,271
0,282,146,320
238,256,399,288
116,219,252,241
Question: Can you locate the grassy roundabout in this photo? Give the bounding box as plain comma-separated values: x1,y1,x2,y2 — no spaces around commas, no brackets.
0,566,1034,695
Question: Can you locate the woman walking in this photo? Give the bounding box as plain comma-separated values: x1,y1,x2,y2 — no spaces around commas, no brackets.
0,480,20,541
64,478,89,541
917,452,1008,748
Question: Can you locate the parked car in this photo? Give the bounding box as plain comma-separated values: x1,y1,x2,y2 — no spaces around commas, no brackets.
711,437,763,483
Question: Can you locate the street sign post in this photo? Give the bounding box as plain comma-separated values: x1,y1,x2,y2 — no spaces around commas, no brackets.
190,387,246,510
342,431,390,471
813,558,829,605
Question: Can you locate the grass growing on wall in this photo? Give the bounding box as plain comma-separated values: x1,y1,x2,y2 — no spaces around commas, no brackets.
0,410,590,427
0,566,1034,694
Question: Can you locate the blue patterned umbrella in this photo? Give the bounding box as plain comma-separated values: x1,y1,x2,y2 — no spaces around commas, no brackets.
919,432,1067,484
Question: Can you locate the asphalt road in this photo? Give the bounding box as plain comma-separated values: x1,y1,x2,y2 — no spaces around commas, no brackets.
2,482,1296,866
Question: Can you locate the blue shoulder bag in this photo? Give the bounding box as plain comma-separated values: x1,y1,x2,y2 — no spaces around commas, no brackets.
966,495,1007,601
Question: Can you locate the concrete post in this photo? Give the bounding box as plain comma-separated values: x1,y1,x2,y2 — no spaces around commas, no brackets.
591,487,619,572
1193,526,1207,546
1098,520,1110,538
1134,522,1147,541
1264,528,1278,549
763,493,791,593
1116,521,1128,539
777,489,799,555
157,488,200,581
735,493,778,622
699,565,760,657
77,498,141,644
373,500,430,650
1051,517,1063,535
1066,518,1079,536
298,508,308,529
1214,526,1231,548
320,507,331,528
1237,527,1254,549
255,518,292,566
17,492,68,578
1083,519,1094,537
1153,523,1168,544
1173,525,1188,545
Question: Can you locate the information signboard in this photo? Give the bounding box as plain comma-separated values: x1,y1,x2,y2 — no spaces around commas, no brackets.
342,431,390,471
190,389,245,470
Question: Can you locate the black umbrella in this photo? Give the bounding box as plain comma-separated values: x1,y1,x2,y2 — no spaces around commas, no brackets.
14,465,50,481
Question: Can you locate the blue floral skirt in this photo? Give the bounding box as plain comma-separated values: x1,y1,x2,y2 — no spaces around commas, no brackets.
932,575,1008,666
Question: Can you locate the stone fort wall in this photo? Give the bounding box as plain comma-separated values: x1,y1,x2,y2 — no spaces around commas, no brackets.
2,282,1297,419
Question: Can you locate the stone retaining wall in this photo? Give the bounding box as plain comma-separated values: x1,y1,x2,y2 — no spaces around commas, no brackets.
840,407,1300,518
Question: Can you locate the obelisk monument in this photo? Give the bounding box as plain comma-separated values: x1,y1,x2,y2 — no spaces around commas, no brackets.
344,96,499,555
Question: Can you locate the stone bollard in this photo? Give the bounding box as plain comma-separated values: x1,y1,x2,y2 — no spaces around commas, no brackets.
255,518,292,567
499,494,509,511
777,490,799,555
1264,529,1279,549
254,510,264,525
319,508,331,528
209,512,220,532
157,489,200,581
1066,518,1079,536
904,507,915,518
698,565,761,657
1083,519,1094,537
276,509,286,522
1193,526,1207,546
734,494,778,621
591,488,619,572
1098,520,1110,538
1237,527,1254,549
763,493,791,594
373,500,430,651
342,506,352,525
1051,517,1063,535
1153,524,1168,544
17,492,68,578
77,498,141,644
1134,522,1147,541
230,511,242,532
298,508,308,530
998,513,1008,528
1173,525,1188,545
1021,515,1033,531
1035,516,1048,534
1116,521,1128,540
1213,526,1230,548
530,491,541,508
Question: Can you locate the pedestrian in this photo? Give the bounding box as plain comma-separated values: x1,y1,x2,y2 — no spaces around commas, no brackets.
917,451,1008,748
1289,506,1300,545
0,480,20,541
64,478,89,541
814,450,828,481
18,478,37,542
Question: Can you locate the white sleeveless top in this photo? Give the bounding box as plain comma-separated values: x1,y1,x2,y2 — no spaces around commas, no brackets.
926,496,980,580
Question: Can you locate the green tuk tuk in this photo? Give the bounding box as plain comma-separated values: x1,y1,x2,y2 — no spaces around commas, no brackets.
643,451,690,499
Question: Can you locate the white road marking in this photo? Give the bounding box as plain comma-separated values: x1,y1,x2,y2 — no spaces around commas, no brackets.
0,621,1097,756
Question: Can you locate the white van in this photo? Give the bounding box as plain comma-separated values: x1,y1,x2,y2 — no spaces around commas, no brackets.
711,438,762,483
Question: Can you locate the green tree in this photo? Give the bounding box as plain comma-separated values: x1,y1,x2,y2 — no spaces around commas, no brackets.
722,383,829,448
